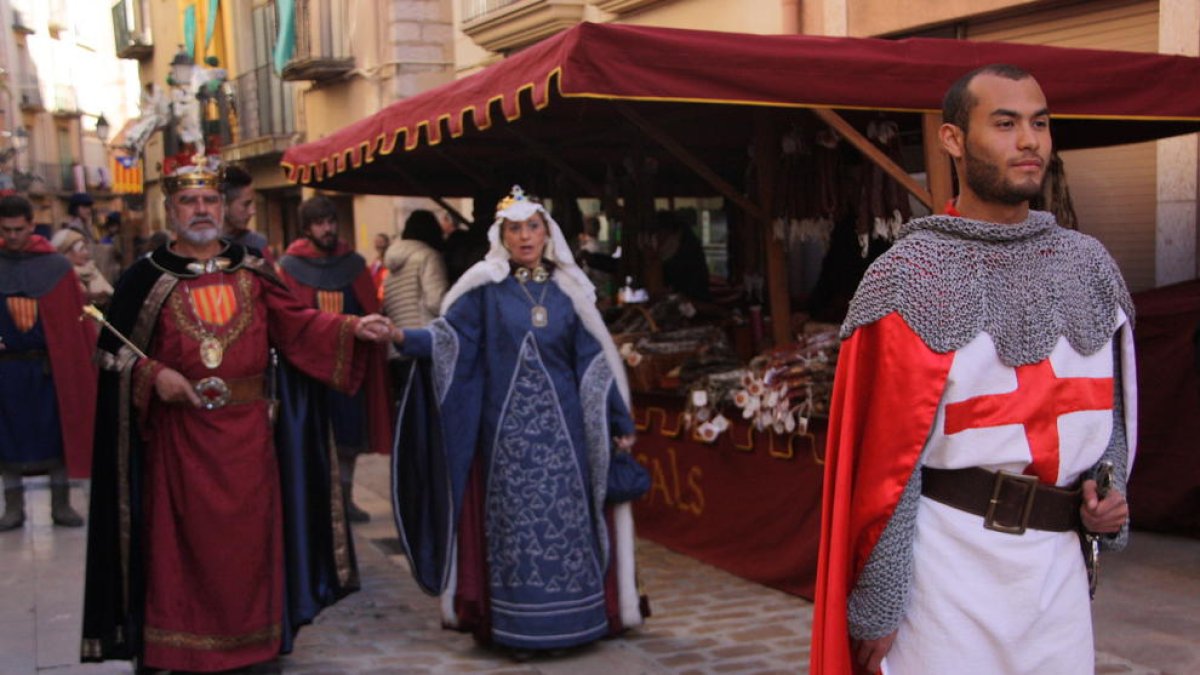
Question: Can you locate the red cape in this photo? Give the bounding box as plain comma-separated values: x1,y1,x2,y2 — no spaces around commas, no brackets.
811,313,953,675
279,239,392,455
17,236,99,478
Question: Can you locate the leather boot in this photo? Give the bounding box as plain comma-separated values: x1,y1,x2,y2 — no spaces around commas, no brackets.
0,487,25,531
50,482,84,527
339,455,369,524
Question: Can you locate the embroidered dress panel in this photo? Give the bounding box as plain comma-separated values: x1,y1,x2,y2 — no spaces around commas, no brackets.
484,334,606,647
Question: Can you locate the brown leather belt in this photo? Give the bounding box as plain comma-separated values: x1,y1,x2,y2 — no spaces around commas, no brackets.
921,466,1082,535
190,374,266,410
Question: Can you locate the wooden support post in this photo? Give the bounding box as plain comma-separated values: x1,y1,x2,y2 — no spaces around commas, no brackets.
922,112,954,212
754,110,792,348
812,107,934,210
615,102,768,222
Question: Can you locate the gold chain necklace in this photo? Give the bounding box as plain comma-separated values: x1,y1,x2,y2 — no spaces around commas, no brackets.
515,269,550,328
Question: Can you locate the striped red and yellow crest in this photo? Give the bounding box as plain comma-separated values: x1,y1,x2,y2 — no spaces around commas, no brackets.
6,297,38,333
317,290,344,315
190,284,238,326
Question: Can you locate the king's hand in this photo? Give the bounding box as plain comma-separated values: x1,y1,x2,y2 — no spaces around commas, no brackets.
354,314,394,343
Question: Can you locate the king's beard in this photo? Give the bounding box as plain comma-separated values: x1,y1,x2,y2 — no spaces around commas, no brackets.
175,218,221,245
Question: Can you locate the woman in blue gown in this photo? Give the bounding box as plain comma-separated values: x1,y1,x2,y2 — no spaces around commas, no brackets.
389,187,646,652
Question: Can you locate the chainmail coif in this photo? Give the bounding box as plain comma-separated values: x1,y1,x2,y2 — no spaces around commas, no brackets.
841,210,1133,366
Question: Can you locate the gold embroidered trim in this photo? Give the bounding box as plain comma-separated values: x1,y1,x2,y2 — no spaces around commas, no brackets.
132,360,157,410
330,316,354,391
327,428,356,588
168,271,254,358
144,622,281,652
132,275,179,349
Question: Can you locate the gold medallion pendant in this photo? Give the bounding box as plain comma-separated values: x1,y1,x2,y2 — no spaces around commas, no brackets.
531,305,548,328
199,336,224,369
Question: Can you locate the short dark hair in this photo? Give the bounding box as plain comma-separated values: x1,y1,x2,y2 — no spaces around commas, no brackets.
221,164,253,200
299,195,339,229
403,209,443,250
0,195,34,221
942,63,1034,132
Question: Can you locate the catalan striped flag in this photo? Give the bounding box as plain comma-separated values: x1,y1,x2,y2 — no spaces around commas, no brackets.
190,284,237,326
317,290,344,315
6,297,38,333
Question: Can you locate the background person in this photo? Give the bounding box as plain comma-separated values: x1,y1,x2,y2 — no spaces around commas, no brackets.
0,195,97,531
278,195,392,523
51,228,113,307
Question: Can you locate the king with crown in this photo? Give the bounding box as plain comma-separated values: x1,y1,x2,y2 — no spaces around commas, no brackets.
81,154,393,672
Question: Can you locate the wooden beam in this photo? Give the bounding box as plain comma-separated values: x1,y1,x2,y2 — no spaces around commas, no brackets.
430,195,471,228
504,127,602,196
431,146,493,190
922,112,954,212
754,110,793,348
615,102,768,222
811,107,934,210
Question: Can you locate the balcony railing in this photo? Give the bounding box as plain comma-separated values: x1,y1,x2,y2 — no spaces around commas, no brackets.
112,0,153,60
281,0,354,81
53,85,79,115
19,82,44,111
234,64,295,142
32,162,78,194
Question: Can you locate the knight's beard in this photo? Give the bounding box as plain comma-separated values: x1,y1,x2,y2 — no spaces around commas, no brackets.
309,235,338,253
963,147,1045,206
175,218,221,245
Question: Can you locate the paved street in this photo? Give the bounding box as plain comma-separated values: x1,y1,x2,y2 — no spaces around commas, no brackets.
2,453,1198,674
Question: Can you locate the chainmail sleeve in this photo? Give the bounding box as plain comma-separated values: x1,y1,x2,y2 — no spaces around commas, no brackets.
1097,341,1130,551
846,458,924,640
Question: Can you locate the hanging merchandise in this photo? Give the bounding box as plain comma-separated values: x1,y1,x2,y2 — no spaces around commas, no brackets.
854,117,912,256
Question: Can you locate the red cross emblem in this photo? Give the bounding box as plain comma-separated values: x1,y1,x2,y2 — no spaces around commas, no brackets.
943,359,1113,483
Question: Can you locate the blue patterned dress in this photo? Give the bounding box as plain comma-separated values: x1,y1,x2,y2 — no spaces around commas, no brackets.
398,272,634,649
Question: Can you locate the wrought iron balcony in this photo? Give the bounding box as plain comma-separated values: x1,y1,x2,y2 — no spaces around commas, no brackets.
219,66,296,162
280,0,354,82
112,0,153,61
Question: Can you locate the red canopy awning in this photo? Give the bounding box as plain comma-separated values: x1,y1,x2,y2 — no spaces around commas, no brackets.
281,22,1200,195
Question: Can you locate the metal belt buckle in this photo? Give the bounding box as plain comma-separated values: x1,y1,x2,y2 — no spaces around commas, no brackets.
194,377,230,410
984,470,1038,535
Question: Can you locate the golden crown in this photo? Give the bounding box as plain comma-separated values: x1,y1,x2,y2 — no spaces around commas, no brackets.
495,185,528,213
162,153,223,194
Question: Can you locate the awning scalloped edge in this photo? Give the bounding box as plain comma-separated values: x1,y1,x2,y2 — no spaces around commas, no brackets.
281,67,565,186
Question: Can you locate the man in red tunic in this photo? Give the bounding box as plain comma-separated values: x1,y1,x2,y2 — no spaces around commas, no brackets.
81,158,392,672
0,195,96,530
278,195,391,523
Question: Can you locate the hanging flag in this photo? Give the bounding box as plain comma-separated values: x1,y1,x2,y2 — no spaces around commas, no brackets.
274,0,296,74
183,4,197,59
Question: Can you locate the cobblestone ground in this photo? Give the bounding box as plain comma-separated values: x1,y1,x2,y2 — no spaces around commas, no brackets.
18,454,1199,674
258,454,813,674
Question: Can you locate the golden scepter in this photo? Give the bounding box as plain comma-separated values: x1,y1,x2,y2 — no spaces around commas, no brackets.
80,304,148,360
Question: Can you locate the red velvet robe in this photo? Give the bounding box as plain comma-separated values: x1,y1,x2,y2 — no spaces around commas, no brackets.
278,239,392,455
131,267,366,672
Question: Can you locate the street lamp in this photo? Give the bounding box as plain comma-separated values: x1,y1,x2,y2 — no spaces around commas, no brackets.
12,127,27,154
170,45,195,87
95,113,110,145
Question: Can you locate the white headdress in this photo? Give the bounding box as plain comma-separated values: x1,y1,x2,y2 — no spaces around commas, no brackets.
440,186,630,405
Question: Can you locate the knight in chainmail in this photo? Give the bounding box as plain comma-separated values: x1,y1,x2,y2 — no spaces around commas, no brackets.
811,65,1137,675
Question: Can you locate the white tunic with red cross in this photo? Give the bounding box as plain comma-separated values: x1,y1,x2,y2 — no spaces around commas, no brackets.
882,309,1137,675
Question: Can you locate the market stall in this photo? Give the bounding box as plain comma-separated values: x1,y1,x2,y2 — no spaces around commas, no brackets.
281,22,1200,598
